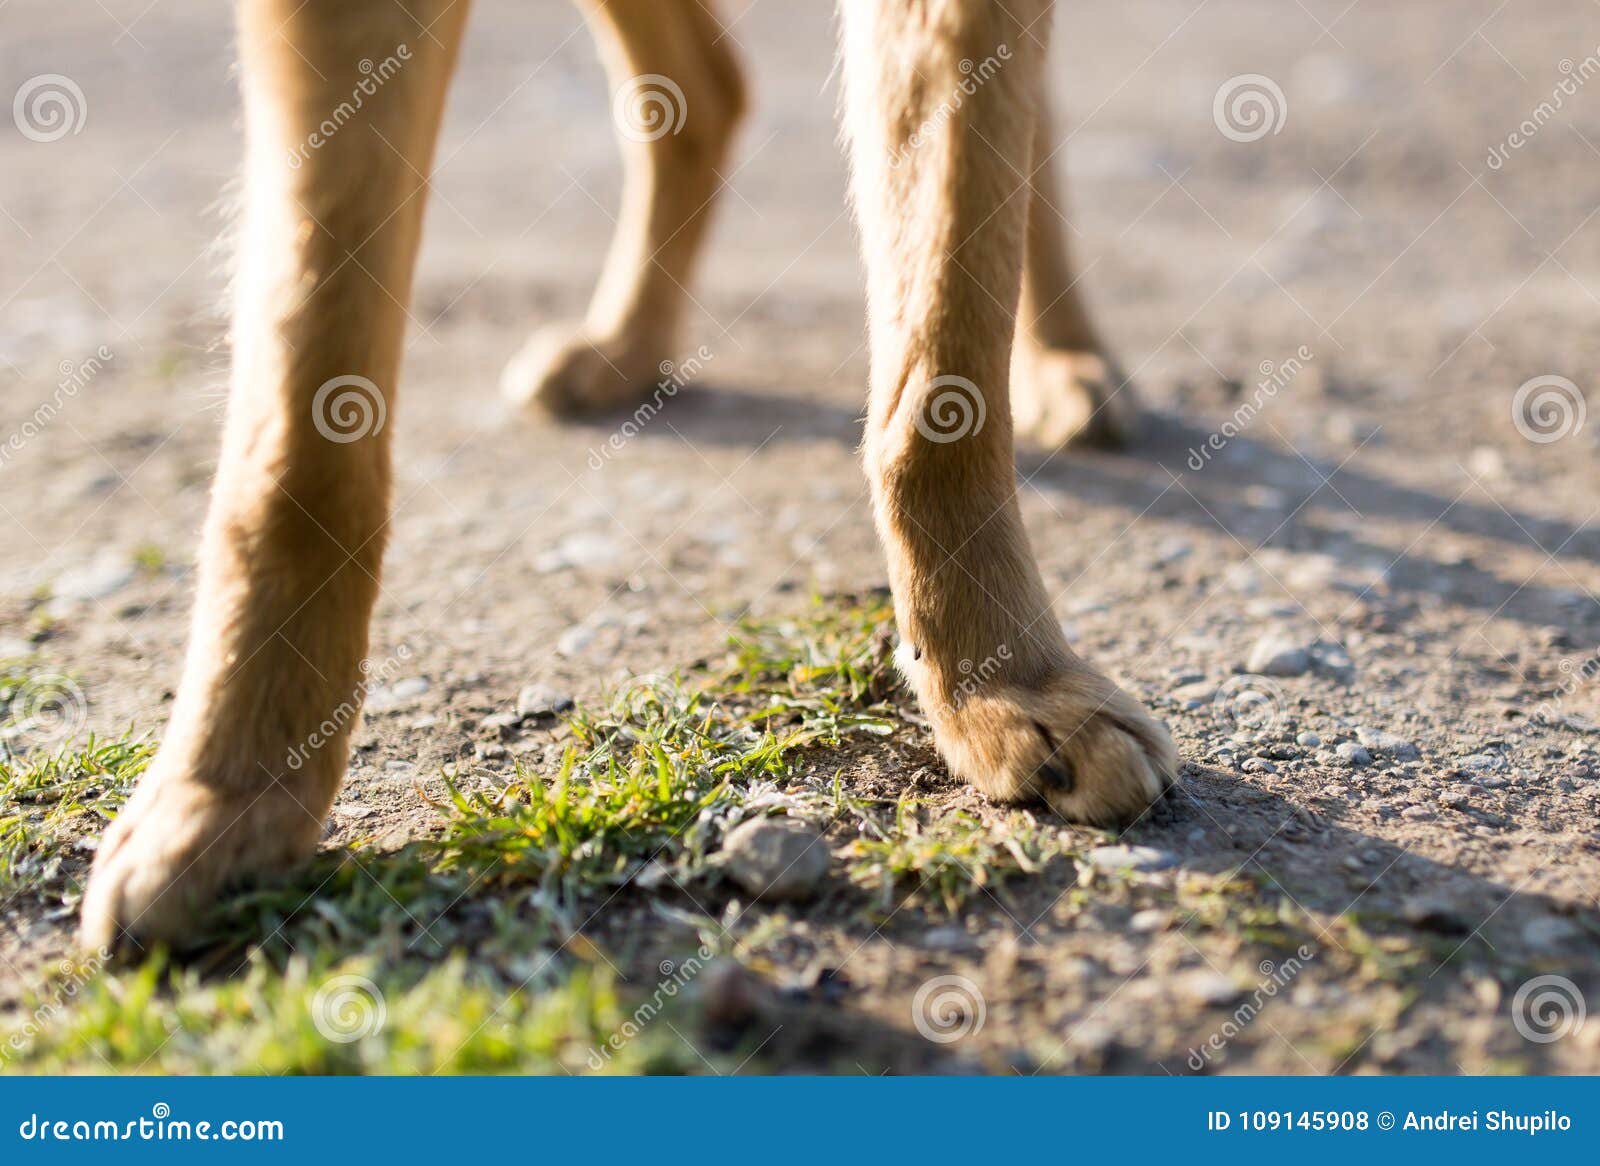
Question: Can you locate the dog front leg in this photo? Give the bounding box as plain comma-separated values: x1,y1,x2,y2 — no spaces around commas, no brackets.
81,0,470,953
840,0,1176,826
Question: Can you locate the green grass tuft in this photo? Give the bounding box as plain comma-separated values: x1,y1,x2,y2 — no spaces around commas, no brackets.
0,734,154,900
12,954,694,1075
0,593,1003,1074
845,800,1062,914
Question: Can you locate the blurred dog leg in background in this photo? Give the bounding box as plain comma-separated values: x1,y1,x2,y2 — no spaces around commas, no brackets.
501,0,748,416
504,0,1136,449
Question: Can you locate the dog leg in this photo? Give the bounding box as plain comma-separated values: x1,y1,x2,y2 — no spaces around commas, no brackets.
841,0,1175,826
80,0,469,952
1011,86,1140,449
501,0,745,415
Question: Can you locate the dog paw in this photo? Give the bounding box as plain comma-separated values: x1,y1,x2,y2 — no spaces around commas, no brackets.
925,662,1177,827
79,766,318,957
1010,347,1140,450
500,326,670,417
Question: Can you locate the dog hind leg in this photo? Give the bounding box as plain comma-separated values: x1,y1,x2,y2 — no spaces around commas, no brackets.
501,0,746,416
839,0,1175,827
80,0,470,952
1010,83,1142,449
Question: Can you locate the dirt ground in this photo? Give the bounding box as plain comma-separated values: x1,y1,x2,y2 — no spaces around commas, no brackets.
3,0,1599,1073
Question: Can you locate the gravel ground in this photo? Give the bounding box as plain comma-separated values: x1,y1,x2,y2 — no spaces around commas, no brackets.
2,0,1599,1073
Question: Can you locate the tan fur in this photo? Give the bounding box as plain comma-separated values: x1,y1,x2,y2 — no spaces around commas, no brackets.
81,0,1176,953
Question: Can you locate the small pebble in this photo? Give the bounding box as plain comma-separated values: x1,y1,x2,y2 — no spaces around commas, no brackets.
721,817,830,902
1245,630,1312,677
1130,908,1171,933
481,712,523,736
1171,680,1217,707
1184,971,1245,1007
1335,742,1372,767
1356,726,1421,761
1310,641,1355,681
1087,844,1178,872
517,684,574,719
1522,916,1581,949
556,625,596,657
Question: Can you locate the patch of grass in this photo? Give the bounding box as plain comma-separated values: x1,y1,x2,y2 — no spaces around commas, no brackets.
845,800,1061,913
719,591,902,719
174,843,478,967
130,543,167,575
0,734,154,899
12,954,697,1074
1171,870,1320,952
434,597,903,909
3,593,960,1074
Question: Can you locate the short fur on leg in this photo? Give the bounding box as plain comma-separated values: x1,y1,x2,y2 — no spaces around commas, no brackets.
80,0,470,953
841,0,1175,826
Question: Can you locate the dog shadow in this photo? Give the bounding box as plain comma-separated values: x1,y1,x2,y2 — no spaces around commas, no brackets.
603,381,1599,639
813,766,1599,1072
